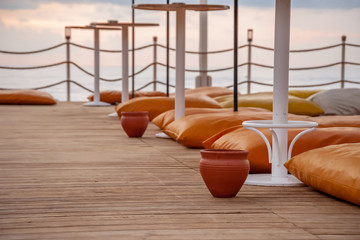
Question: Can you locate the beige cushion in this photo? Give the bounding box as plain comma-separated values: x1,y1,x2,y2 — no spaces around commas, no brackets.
308,88,360,115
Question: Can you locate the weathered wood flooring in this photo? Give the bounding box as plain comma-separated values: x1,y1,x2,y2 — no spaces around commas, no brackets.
0,102,359,240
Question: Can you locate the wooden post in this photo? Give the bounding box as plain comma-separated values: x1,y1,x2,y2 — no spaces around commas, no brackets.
65,27,71,102
66,38,71,102
247,29,253,94
341,35,346,88
153,36,158,91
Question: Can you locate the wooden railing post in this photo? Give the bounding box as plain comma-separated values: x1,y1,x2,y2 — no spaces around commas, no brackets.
65,27,71,102
153,36,157,91
247,29,253,94
341,35,346,88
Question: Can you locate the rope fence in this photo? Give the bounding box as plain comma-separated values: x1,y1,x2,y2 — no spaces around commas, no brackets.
0,30,359,100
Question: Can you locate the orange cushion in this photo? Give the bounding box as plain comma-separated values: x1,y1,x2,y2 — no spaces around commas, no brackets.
310,115,360,128
204,127,360,174
285,143,360,205
162,111,310,148
152,107,268,129
115,95,222,121
216,92,324,116
0,90,56,105
87,90,166,104
170,86,233,98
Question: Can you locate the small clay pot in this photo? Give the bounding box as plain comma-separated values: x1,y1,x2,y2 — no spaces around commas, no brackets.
200,149,250,198
121,111,149,137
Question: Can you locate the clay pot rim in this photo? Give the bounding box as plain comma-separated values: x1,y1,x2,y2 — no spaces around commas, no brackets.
200,149,249,158
121,111,148,117
201,149,249,154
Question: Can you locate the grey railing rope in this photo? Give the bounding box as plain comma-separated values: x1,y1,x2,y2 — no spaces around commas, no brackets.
0,43,66,54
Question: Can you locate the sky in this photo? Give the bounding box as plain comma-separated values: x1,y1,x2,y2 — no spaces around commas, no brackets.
0,0,359,69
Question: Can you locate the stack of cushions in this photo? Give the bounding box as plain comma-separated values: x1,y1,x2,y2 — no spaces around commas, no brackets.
87,90,166,104
285,143,360,205
162,111,311,148
153,107,268,129
203,127,360,173
0,89,56,105
115,95,222,120
170,86,233,98
308,88,360,115
214,92,324,116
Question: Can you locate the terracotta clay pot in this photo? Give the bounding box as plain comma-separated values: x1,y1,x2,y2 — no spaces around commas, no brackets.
121,111,149,137
200,149,250,198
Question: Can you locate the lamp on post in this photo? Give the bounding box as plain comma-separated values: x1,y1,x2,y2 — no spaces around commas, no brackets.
247,29,253,42
65,27,71,101
65,27,71,40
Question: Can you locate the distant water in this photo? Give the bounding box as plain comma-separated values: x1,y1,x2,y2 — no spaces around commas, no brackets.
1,64,359,102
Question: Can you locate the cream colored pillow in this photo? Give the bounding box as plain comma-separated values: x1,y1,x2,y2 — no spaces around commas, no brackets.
308,88,360,115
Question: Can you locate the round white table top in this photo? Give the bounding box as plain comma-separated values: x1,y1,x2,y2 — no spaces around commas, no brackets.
243,120,318,129
90,21,159,27
133,3,230,12
66,25,121,30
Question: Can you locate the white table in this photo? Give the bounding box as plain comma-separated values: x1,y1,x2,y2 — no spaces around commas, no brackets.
66,25,121,107
242,120,318,186
90,21,158,103
133,3,229,120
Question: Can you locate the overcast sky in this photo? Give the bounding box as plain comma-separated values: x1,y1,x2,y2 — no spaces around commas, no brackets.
0,0,359,67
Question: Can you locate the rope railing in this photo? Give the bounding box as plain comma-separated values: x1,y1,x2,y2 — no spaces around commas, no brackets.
0,30,359,100
135,80,175,91
226,79,360,89
0,79,94,93
0,61,67,70
157,43,248,54
70,42,154,53
0,43,66,54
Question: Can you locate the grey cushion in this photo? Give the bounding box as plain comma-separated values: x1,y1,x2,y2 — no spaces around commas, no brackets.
308,88,360,115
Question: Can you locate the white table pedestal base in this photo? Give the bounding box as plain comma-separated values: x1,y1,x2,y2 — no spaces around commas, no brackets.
83,101,111,107
155,132,171,139
245,173,303,186
108,112,118,117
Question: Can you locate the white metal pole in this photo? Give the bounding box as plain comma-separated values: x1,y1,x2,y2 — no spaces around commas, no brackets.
122,26,129,103
272,0,291,178
175,7,186,120
94,28,100,104
199,0,208,87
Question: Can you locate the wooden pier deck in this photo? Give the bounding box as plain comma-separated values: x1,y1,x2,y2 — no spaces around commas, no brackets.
1,102,359,240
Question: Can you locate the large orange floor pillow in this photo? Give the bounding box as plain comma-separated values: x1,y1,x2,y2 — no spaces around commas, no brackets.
170,86,233,98
0,89,56,105
216,92,324,116
88,90,166,104
204,127,360,174
115,95,222,120
152,107,269,129
162,111,310,148
285,143,360,205
311,115,360,128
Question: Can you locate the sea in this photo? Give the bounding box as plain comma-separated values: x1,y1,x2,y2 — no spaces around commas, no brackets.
1,43,359,102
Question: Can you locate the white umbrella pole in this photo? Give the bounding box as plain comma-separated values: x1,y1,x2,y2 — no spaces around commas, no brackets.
175,7,186,120
272,0,291,178
197,0,209,87
122,26,129,103
84,28,110,106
